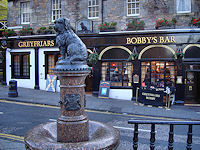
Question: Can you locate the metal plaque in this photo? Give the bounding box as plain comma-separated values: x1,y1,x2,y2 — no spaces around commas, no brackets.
64,94,81,111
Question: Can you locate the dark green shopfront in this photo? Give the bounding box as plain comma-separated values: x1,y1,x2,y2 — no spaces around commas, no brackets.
2,29,200,105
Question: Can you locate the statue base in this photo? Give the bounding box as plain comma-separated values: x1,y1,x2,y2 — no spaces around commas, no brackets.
24,121,120,150
24,61,120,149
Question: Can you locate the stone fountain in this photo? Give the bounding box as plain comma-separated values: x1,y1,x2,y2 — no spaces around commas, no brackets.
24,18,120,149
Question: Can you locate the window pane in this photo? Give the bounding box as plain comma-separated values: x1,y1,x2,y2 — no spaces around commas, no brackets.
88,0,91,6
101,62,133,87
21,2,30,23
23,55,29,76
177,0,191,13
127,0,139,15
52,0,61,21
141,61,176,87
12,53,30,78
48,55,55,75
14,56,20,76
88,0,99,18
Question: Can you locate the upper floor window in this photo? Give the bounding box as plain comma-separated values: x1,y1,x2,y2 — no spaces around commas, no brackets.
127,0,140,16
52,0,61,22
88,0,99,19
176,0,191,14
21,2,30,24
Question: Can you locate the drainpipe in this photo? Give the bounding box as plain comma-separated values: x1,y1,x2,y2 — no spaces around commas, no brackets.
101,0,105,24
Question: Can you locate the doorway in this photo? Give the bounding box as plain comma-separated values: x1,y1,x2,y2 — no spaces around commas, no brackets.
185,71,200,103
85,65,92,94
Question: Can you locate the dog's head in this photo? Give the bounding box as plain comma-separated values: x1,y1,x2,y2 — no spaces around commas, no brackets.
54,18,71,33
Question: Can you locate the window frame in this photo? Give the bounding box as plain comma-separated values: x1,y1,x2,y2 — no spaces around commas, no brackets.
127,0,140,17
44,51,60,79
101,61,133,88
20,1,31,24
11,52,30,79
176,0,191,14
88,0,99,19
51,0,62,22
141,61,177,87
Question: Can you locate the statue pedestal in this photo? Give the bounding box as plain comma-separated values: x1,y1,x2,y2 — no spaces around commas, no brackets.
24,62,120,150
54,62,91,143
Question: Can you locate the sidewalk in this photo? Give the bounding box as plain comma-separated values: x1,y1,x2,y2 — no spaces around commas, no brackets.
0,85,200,120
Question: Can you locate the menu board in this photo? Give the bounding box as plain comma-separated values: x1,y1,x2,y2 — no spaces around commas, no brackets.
98,81,111,98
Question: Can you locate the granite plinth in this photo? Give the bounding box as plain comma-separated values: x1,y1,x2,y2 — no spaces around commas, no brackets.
53,63,91,143
24,121,120,150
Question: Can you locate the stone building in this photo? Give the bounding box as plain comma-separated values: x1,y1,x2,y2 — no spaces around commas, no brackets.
7,0,200,32
2,0,200,105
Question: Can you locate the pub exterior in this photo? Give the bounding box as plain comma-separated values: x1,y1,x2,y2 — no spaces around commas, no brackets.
2,28,200,105
1,0,200,105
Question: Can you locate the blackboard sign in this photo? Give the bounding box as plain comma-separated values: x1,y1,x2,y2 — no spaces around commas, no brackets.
98,81,111,98
138,88,164,106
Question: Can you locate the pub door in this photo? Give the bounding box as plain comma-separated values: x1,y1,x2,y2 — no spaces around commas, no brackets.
185,71,200,103
85,65,92,94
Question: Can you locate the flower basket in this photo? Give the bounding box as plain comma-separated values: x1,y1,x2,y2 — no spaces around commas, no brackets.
128,53,139,61
98,22,117,32
88,53,99,64
100,28,116,32
126,20,145,31
19,27,34,36
37,26,55,34
155,18,177,29
189,17,200,28
2,29,17,37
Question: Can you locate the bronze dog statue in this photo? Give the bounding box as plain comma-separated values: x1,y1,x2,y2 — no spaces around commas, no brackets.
54,18,88,64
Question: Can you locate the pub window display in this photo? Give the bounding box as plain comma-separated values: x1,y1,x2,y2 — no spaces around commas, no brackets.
141,61,176,87
101,62,133,87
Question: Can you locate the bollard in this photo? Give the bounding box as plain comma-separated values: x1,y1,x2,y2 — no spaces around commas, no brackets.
8,80,18,97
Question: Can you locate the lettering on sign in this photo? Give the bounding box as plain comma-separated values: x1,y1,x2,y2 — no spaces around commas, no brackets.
142,92,161,100
126,36,176,44
138,89,164,106
18,40,55,48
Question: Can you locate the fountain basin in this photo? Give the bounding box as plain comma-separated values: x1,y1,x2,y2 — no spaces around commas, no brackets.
25,120,120,150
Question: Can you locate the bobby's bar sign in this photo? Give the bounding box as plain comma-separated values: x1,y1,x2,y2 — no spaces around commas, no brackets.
98,81,111,98
126,36,176,45
17,40,55,48
138,89,164,106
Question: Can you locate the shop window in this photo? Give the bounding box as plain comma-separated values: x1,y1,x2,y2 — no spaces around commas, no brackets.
127,0,140,16
52,0,61,22
45,52,60,78
11,53,30,79
176,0,191,14
88,0,99,19
101,62,133,87
21,2,30,24
141,61,176,87
185,64,200,71
47,54,55,75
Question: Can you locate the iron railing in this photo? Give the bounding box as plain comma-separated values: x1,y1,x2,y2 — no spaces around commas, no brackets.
128,120,200,150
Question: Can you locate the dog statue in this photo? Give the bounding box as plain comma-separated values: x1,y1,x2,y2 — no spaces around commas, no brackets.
54,18,88,64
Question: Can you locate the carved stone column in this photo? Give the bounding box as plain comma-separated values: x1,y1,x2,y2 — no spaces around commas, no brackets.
53,62,91,143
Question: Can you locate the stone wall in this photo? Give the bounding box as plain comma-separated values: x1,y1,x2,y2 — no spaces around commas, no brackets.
7,0,200,33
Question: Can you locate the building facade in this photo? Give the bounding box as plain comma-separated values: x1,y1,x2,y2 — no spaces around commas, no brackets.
1,0,200,104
